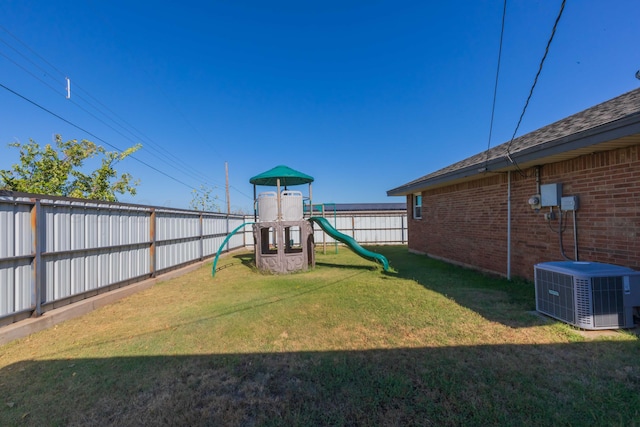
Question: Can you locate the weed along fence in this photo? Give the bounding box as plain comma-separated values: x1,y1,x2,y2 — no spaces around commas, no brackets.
0,192,250,325
1,194,407,326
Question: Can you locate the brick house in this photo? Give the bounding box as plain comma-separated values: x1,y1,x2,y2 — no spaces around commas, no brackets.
387,88,640,281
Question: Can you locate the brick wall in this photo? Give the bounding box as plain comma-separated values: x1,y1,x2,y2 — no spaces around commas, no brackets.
407,145,640,281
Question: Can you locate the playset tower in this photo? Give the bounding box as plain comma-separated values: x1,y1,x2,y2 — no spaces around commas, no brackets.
250,165,315,274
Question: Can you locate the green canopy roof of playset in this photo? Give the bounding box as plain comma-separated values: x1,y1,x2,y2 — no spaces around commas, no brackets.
249,165,314,187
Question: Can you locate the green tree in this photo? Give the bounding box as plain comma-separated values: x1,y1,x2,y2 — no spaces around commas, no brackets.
0,135,141,201
190,184,220,212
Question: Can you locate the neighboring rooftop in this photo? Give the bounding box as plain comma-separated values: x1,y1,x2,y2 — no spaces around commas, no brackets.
388,88,640,196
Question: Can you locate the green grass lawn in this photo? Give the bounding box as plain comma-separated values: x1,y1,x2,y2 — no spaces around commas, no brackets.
1,246,639,426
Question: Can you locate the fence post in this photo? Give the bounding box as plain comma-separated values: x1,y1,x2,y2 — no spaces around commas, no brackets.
321,205,326,254
351,215,355,238
225,215,230,253
150,208,156,278
199,212,204,261
243,215,249,248
31,199,44,317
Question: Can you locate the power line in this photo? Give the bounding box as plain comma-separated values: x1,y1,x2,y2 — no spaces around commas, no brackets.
66,78,216,184
484,0,507,170
86,4,228,162
229,184,254,201
0,56,63,101
65,95,215,185
506,0,566,155
0,44,212,185
71,83,213,183
0,81,199,191
0,24,217,187
0,24,66,79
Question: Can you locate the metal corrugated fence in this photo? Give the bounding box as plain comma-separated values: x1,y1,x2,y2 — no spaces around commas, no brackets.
1,193,406,325
312,211,407,247
0,194,251,325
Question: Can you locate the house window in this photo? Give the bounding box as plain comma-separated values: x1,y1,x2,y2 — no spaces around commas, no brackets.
413,194,422,219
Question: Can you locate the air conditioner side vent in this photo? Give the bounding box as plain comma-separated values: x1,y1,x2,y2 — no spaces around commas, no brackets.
535,268,574,324
574,277,593,329
591,276,624,328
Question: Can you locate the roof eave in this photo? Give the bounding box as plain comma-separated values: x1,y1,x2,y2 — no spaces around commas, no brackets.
387,112,640,197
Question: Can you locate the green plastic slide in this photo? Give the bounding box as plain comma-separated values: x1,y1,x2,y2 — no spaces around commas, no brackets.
308,216,389,271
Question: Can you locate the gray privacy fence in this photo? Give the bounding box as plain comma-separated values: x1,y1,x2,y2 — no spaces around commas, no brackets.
310,211,407,248
1,193,407,326
0,193,251,325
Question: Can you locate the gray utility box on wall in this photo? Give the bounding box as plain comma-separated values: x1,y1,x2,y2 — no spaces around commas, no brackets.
561,195,579,211
540,183,562,207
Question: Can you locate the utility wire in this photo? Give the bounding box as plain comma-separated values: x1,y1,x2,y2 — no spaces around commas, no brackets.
66,78,216,185
0,24,66,78
506,0,566,155
484,0,507,170
65,95,214,185
229,184,254,200
0,45,210,185
0,24,216,187
0,49,65,96
0,24,251,203
71,83,213,184
0,81,198,191
86,5,227,161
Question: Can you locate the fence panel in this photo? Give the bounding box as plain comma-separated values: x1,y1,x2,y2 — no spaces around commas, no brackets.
0,193,250,324
155,210,201,271
1,193,405,325
40,201,153,304
0,198,33,317
312,212,406,245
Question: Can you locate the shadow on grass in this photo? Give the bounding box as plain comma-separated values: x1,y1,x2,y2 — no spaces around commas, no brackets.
228,250,378,273
315,262,378,271
2,341,640,426
3,246,639,425
373,246,542,329
227,245,539,329
231,252,258,271
32,270,372,361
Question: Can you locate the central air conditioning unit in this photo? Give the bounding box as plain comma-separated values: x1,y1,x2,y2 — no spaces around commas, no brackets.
534,261,640,330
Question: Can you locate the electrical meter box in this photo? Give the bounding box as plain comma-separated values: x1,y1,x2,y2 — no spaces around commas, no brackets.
561,195,579,211
540,183,562,207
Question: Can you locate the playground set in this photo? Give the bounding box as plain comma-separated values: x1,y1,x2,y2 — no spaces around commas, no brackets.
212,165,389,276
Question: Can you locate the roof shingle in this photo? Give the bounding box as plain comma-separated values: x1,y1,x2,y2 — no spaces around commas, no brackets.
389,88,640,195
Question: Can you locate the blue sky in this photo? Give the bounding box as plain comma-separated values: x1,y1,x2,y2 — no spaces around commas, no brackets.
1,1,638,212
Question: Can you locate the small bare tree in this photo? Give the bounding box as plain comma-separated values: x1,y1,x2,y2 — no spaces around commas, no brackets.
190,184,220,212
